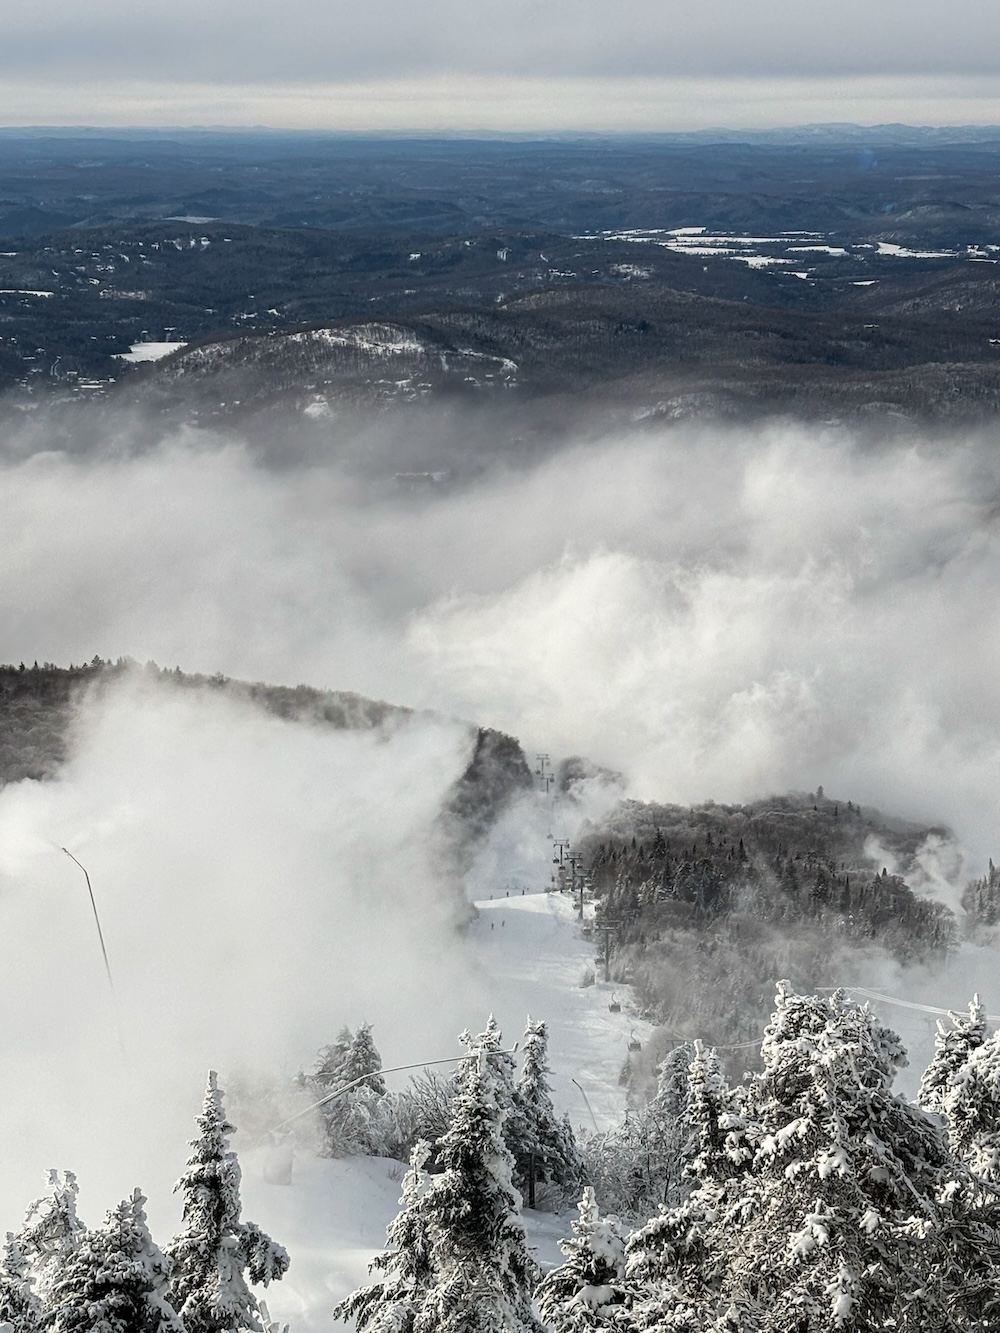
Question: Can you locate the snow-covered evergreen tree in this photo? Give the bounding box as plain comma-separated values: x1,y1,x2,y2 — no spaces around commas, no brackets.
934,1023,1000,1182
0,1233,41,1332
332,1140,436,1332
585,1043,697,1219
535,1188,629,1331
44,1189,182,1333
306,1024,390,1156
462,1016,517,1122
340,1024,387,1098
917,995,987,1116
406,1028,543,1333
508,1018,583,1207
335,1025,543,1333
17,1172,86,1308
309,1027,354,1089
167,1072,289,1333
624,984,1000,1332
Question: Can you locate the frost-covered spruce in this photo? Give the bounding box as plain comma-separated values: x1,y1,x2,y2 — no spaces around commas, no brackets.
337,1024,392,1155
307,1023,389,1156
43,1189,181,1333
535,1188,629,1331
167,1072,289,1333
16,1172,86,1308
0,1232,42,1332
412,1025,543,1333
934,1019,1000,1182
340,1024,387,1098
309,1026,355,1090
585,1043,697,1219
917,994,987,1116
333,1140,436,1332
625,984,1000,1332
508,1019,583,1207
335,1025,543,1333
462,1016,517,1121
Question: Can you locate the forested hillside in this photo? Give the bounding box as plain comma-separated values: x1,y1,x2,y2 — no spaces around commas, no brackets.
576,791,961,1074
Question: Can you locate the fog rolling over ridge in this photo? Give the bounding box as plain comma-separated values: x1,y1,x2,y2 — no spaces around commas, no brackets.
2,409,1000,850
0,403,999,1239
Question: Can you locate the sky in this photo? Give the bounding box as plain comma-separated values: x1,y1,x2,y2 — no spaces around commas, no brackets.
2,0,1000,131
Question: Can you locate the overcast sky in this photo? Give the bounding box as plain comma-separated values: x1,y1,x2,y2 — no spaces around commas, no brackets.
3,0,1000,131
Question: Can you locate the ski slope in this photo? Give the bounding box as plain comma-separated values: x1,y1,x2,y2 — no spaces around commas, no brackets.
467,887,652,1134
241,885,650,1331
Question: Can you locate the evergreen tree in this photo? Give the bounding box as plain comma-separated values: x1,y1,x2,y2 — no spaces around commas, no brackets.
462,1016,517,1121
309,1027,354,1089
332,1141,436,1332
0,1233,41,1332
406,1030,543,1333
927,1017,1000,1183
917,995,987,1116
340,1024,387,1098
624,984,1000,1332
43,1189,182,1333
167,1072,289,1333
337,1025,391,1156
17,1173,86,1307
535,1188,630,1331
508,1018,583,1207
335,1026,543,1333
586,1044,697,1219
307,1024,389,1155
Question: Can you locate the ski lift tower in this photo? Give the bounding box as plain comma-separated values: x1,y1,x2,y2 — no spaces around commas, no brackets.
535,753,554,794
567,852,586,919
550,837,571,892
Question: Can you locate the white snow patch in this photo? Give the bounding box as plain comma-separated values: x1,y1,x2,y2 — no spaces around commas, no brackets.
115,342,188,363
876,242,957,259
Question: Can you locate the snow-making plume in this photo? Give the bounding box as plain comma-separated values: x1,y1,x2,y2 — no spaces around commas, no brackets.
0,672,494,1239
4,404,1000,1235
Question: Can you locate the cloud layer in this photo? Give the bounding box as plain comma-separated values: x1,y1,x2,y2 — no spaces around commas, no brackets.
4,1,999,83
3,413,1000,861
3,1,1000,128
0,672,494,1235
